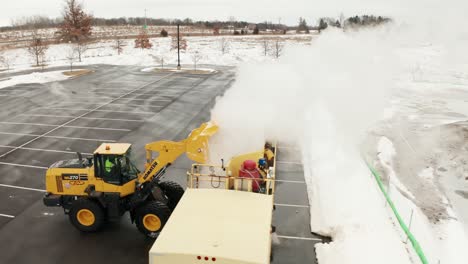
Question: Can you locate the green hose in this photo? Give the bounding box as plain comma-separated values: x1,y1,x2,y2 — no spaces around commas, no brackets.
366,162,429,264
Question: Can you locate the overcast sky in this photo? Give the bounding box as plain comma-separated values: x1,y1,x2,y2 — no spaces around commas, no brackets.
0,0,459,27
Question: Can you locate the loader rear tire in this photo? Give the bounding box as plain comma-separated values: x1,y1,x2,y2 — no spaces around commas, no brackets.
159,181,184,210
135,201,171,238
69,198,105,232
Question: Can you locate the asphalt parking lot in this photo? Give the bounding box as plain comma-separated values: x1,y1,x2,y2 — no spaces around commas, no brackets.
0,65,323,264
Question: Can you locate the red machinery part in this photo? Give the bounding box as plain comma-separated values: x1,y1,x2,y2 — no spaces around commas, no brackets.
239,160,261,192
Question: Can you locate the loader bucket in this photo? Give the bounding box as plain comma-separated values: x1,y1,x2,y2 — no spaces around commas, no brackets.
184,122,219,163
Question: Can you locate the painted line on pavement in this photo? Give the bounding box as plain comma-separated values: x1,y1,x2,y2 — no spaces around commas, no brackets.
0,145,92,155
93,91,174,100
0,122,131,132
116,98,174,103
37,107,156,115
275,180,306,184
277,235,323,242
277,161,302,165
0,183,46,192
59,101,166,109
274,203,309,208
0,162,48,170
0,214,14,219
0,131,116,142
19,114,144,123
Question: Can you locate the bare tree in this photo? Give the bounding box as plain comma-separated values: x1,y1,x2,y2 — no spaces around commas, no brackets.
171,34,187,51
65,46,76,72
150,54,166,69
0,52,11,71
271,39,284,58
191,51,203,71
114,38,125,55
60,0,93,42
261,39,270,56
28,32,49,67
74,40,89,62
219,38,230,55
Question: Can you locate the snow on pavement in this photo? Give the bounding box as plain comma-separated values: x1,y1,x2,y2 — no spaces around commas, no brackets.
0,70,75,89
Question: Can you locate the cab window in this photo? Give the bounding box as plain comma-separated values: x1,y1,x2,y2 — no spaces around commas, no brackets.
94,154,138,186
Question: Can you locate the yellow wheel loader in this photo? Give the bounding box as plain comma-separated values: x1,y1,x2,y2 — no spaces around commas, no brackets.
43,122,218,238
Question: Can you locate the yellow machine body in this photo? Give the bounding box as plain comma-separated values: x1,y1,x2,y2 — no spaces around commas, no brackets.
45,122,218,198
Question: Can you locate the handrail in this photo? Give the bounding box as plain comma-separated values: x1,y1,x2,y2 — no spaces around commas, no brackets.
187,164,276,195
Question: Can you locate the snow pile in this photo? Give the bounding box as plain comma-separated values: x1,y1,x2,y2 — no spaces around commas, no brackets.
0,70,73,89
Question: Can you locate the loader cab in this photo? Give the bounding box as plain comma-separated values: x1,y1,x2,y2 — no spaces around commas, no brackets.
93,143,140,186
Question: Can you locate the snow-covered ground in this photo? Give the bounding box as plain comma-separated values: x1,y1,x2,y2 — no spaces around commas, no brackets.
367,42,468,263
0,34,311,73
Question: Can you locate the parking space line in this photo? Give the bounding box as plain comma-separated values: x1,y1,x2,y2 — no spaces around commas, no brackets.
277,161,302,165
37,107,156,115
0,145,92,155
275,203,309,208
91,88,136,92
0,214,14,219
0,73,173,159
59,101,166,109
93,91,177,99
277,235,322,242
275,180,306,183
0,122,131,132
72,95,115,100
0,162,48,169
117,98,174,103
0,183,46,192
19,114,144,123
122,95,174,100
93,91,174,99
0,131,116,142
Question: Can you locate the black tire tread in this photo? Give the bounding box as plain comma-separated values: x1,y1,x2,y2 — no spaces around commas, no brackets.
159,181,184,210
135,201,171,238
69,198,105,232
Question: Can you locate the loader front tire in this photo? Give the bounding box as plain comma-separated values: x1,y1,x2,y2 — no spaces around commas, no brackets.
69,198,105,232
159,181,184,210
135,201,171,238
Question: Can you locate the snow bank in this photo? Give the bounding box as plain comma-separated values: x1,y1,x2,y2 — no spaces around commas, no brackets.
0,70,73,89
378,137,468,264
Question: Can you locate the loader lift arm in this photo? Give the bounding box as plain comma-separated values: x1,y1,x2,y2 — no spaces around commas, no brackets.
138,122,219,185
